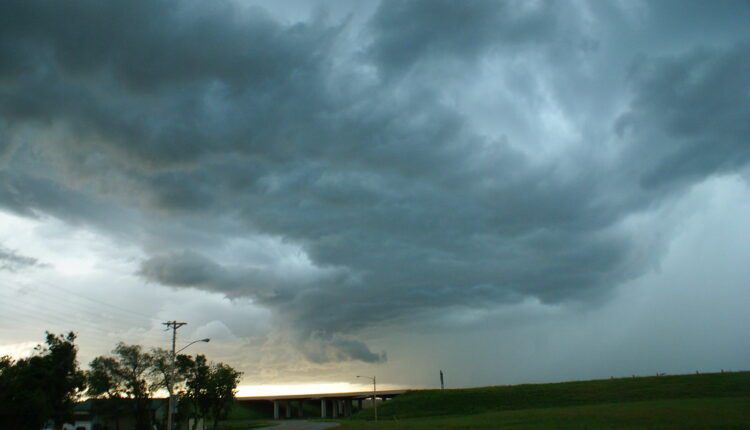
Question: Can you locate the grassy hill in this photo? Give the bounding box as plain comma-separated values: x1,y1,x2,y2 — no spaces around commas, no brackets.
340,397,750,430
353,371,750,420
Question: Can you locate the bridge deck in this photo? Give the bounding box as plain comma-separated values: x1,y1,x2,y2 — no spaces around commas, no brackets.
237,389,409,419
238,389,407,401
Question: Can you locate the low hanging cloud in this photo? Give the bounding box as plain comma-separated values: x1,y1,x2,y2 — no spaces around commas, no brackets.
138,250,388,362
617,43,750,189
301,333,386,364
1,0,749,363
0,244,44,272
139,251,243,293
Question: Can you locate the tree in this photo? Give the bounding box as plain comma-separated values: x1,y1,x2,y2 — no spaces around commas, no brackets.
42,332,88,429
86,341,241,430
151,348,192,430
181,354,211,430
88,343,154,430
86,356,128,430
180,354,242,430
206,363,242,430
0,332,86,430
151,347,175,395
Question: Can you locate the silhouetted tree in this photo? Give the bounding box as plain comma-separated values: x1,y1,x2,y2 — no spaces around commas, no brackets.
151,348,192,430
87,356,128,430
89,343,154,430
0,332,86,430
181,354,211,430
179,354,242,430
207,362,242,430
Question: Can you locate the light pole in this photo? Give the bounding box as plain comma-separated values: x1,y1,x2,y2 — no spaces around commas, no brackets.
168,337,210,430
176,338,210,354
356,375,377,421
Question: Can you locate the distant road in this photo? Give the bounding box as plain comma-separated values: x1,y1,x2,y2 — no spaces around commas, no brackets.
256,420,339,430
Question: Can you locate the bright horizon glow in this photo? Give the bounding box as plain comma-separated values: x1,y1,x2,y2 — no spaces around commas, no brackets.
236,382,408,397
0,341,37,360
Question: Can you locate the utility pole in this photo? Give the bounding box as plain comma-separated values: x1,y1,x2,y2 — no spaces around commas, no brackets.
440,370,444,390
356,375,377,421
372,375,377,422
164,321,187,430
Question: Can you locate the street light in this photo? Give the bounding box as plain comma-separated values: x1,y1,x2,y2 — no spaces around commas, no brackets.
176,338,210,354
356,375,377,421
168,338,210,430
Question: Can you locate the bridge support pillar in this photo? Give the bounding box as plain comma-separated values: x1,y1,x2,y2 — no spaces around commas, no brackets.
273,400,279,420
344,399,352,416
357,399,363,411
332,400,338,418
321,399,327,418
297,400,304,417
285,400,291,418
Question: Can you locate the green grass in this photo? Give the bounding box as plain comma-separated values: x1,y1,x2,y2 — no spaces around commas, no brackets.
216,420,276,430
226,401,271,420
217,372,750,429
216,401,277,429
337,397,750,430
354,372,750,420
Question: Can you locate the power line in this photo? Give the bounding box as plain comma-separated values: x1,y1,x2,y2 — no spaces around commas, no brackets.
0,287,158,338
5,277,155,321
2,288,151,329
0,288,168,348
51,282,156,320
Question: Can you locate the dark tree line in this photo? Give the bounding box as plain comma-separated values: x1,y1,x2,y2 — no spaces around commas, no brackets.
0,332,242,430
0,332,86,430
177,354,243,430
87,344,242,430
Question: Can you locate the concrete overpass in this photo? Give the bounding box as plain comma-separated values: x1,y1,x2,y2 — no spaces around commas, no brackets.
237,389,408,420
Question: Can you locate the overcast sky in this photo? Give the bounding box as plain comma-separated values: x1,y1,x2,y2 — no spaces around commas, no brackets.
1,0,749,394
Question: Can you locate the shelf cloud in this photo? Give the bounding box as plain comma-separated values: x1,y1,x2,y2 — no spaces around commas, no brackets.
1,0,749,366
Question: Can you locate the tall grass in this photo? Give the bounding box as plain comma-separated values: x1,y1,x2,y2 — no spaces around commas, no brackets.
354,372,750,420
338,397,750,430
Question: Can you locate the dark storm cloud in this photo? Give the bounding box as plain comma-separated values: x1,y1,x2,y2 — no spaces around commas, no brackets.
0,0,340,166
367,0,556,75
1,0,749,362
301,333,386,364
617,43,750,189
0,0,331,89
139,251,234,291
139,250,387,362
139,249,334,301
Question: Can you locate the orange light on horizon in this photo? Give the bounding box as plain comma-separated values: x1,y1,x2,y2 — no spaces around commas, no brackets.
236,382,407,397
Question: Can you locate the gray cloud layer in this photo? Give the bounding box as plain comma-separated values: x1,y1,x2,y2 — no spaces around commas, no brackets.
0,244,44,272
1,0,748,362
619,43,750,188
